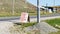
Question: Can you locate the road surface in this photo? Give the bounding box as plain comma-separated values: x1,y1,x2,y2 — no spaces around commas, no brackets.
0,13,60,22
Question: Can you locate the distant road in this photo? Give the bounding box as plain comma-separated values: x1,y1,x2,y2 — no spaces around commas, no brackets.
0,13,60,21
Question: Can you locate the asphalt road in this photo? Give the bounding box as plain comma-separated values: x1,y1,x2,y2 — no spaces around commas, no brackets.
0,13,60,21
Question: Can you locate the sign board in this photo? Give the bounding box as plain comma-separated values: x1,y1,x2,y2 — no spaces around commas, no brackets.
20,12,29,23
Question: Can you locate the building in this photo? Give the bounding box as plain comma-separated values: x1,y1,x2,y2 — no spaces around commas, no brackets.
40,6,60,13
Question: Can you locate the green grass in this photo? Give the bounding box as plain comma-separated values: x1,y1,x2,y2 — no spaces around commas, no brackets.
45,18,60,34
0,11,53,17
0,13,20,17
49,31,60,34
14,22,37,30
21,23,37,27
0,9,37,17
15,22,37,27
45,18,60,29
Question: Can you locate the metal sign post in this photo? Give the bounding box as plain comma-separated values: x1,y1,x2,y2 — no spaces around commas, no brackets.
37,0,40,23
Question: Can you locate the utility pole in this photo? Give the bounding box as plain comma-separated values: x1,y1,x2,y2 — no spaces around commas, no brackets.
37,0,40,23
53,0,56,13
54,0,55,6
46,3,48,13
25,0,27,12
12,0,15,15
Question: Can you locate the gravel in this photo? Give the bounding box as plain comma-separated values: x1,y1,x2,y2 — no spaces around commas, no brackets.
0,21,40,34
24,22,59,34
0,21,59,34
38,22,59,34
0,21,14,34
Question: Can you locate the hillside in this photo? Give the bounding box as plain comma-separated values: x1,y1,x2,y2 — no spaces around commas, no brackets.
0,0,37,16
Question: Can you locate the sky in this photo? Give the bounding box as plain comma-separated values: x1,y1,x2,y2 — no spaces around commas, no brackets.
27,0,60,6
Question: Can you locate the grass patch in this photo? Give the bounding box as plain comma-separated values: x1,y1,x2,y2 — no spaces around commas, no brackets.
0,10,57,17
21,23,37,27
0,11,37,17
49,31,60,34
14,22,37,31
14,22,37,27
0,11,54,17
45,18,60,29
